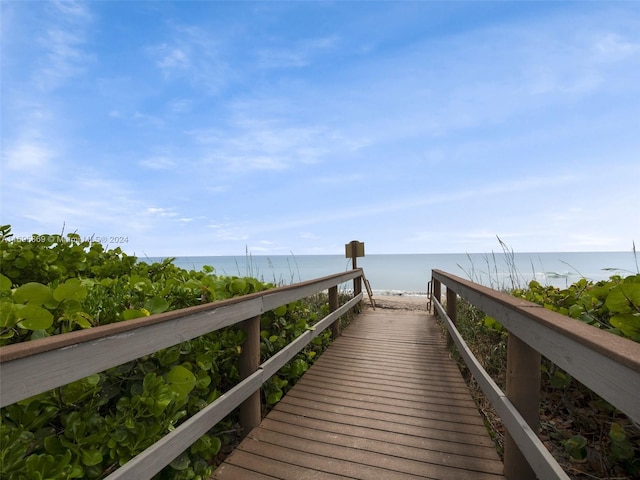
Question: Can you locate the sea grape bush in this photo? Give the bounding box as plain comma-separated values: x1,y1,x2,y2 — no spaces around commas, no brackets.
468,272,640,476
512,274,640,342
0,225,334,479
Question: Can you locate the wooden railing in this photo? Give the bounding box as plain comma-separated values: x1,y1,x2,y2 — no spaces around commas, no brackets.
0,269,364,479
431,269,640,480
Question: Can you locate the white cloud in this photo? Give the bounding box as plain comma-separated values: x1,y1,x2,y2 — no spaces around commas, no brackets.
2,142,54,171
133,111,164,128
34,6,93,91
51,0,91,19
139,156,176,170
256,34,340,68
208,223,249,241
168,98,192,113
146,207,178,217
592,32,640,62
149,25,232,94
156,45,191,72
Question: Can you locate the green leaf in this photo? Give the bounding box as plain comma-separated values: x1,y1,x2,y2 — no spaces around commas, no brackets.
563,434,587,460
144,296,170,314
13,282,53,305
169,452,191,471
0,301,16,328
53,279,88,302
16,304,54,330
122,309,149,320
158,347,181,366
610,313,640,337
266,390,282,405
0,273,12,291
166,365,196,400
273,305,287,317
61,374,101,404
606,283,640,313
81,448,103,466
609,422,626,442
289,358,309,377
30,329,49,340
44,435,67,455
229,278,247,295
210,436,222,455
483,316,503,331
609,422,634,460
72,311,93,329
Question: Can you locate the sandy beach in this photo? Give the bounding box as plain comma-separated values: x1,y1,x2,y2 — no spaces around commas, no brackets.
366,294,431,313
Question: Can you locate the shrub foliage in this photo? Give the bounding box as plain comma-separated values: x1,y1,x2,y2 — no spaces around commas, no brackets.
454,272,640,478
0,225,333,479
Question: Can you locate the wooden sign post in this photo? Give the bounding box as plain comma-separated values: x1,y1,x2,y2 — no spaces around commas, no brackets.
345,240,364,296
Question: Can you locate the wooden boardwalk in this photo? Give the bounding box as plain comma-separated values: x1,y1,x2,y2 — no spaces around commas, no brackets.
212,307,505,479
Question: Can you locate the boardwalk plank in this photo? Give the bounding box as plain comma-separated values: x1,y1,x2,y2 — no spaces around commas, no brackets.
257,418,504,475
247,428,503,480
294,374,479,409
284,388,485,426
264,411,497,458
299,369,473,398
278,395,490,437
212,309,504,480
290,382,481,417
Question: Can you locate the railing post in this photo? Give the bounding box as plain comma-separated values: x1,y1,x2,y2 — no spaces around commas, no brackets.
349,240,362,296
432,278,441,316
504,333,541,480
445,287,457,348
329,285,340,338
239,315,261,438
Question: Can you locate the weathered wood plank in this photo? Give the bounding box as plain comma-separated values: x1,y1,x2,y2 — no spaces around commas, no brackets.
212,309,505,479
290,381,481,417
284,388,485,427
263,411,496,459
272,401,497,449
299,368,473,398
247,427,503,480
217,449,348,479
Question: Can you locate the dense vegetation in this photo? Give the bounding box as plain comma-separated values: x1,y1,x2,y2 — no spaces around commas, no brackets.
0,225,346,479
452,271,640,479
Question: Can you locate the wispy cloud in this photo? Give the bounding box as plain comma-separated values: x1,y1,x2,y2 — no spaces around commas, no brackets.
2,141,55,171
33,2,93,91
149,24,232,94
139,156,177,170
256,34,340,68
188,97,369,175
146,207,179,218
2,2,637,256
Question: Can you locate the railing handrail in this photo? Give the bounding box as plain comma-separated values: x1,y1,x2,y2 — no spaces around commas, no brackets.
0,269,362,407
431,269,640,480
1,268,364,479
432,269,640,420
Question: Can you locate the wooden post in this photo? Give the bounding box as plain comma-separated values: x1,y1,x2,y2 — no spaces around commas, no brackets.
349,240,362,297
445,287,457,348
239,315,261,438
329,285,340,338
504,333,541,480
432,279,441,317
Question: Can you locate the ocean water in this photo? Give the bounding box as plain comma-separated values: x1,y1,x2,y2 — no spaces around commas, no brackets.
144,252,638,295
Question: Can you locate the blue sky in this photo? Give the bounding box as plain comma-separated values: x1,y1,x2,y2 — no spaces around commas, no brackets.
1,1,639,256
